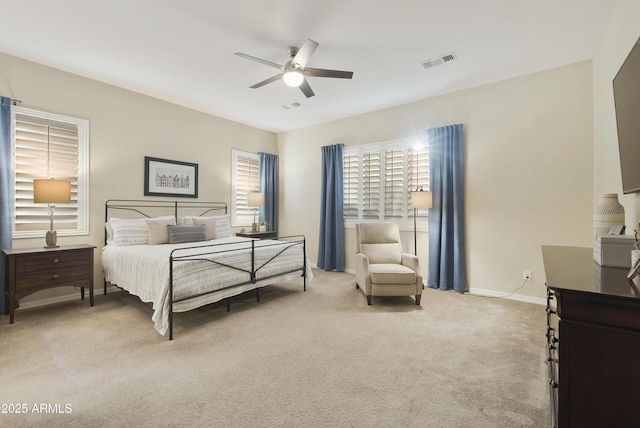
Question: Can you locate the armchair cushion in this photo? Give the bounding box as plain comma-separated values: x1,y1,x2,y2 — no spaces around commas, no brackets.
359,243,402,264
357,222,403,264
369,264,417,285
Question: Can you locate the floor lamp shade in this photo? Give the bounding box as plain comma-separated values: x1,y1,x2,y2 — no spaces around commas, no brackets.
410,190,432,209
33,179,71,248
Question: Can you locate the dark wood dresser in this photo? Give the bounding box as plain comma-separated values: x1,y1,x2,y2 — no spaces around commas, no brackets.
3,244,95,323
542,245,640,428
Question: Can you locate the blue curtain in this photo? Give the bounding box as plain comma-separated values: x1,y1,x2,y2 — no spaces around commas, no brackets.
428,124,469,293
318,144,345,272
0,96,12,314
259,152,278,232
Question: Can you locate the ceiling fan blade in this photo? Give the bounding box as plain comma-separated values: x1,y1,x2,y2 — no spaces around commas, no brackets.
250,74,283,89
234,52,284,70
299,79,315,98
292,38,319,68
305,67,353,79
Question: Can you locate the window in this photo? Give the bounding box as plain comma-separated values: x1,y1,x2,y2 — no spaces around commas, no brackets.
11,106,89,238
343,139,429,228
231,149,259,227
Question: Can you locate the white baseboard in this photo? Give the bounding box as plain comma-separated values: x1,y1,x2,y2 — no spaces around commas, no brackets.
468,287,546,306
338,268,544,305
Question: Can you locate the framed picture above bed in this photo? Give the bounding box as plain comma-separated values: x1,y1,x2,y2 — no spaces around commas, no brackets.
144,156,198,198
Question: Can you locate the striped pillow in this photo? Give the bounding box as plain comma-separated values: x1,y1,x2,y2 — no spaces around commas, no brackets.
167,225,207,244
109,218,148,245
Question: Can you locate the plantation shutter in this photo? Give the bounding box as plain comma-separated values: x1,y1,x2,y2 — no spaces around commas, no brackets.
14,114,79,232
342,139,429,227
362,151,380,219
343,154,359,219
234,152,260,224
408,146,430,217
384,148,404,219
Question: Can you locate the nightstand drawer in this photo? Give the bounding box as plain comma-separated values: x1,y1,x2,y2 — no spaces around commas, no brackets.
15,266,91,299
15,250,91,273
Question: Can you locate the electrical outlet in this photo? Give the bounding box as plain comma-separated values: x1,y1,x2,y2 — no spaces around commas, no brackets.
523,271,532,281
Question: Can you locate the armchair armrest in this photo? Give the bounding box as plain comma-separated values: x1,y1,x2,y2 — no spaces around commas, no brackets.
355,252,372,293
401,253,423,292
401,253,420,272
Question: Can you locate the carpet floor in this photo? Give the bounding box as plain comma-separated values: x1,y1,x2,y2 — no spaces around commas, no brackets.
0,269,550,427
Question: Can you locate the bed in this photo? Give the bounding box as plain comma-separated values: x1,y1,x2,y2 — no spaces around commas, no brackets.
101,200,310,339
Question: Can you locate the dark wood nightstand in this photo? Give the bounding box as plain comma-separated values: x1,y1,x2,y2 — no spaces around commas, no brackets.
3,244,95,324
236,231,277,239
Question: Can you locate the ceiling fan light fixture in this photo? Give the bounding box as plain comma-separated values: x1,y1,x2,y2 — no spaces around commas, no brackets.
283,69,304,87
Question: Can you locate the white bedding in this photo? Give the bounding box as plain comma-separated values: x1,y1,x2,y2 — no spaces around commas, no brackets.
102,236,311,335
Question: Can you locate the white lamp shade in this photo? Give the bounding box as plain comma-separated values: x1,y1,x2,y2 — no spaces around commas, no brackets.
247,192,264,207
410,190,432,209
33,179,71,204
283,70,304,87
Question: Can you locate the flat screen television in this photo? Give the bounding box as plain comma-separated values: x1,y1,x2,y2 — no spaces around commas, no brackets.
613,36,640,194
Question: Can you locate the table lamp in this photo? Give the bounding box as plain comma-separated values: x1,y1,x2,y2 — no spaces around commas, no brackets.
33,178,71,248
247,192,264,232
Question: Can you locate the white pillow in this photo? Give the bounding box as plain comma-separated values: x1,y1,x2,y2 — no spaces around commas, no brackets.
179,216,193,226
192,217,217,240
105,221,114,244
107,215,175,246
214,215,231,238
180,215,231,238
146,216,177,245
108,218,148,246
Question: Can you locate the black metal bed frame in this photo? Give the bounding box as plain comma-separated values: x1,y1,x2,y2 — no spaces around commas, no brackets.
104,199,307,340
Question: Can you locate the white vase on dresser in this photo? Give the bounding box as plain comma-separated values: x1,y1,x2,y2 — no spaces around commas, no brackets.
593,193,625,237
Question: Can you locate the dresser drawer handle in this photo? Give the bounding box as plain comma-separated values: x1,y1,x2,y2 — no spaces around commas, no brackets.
53,259,60,264
52,274,59,280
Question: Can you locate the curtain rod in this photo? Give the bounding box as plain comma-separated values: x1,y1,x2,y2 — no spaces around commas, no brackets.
11,98,21,105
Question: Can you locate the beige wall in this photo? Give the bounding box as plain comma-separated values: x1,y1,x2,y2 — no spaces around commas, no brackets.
0,52,277,304
1,47,598,306
593,0,640,230
278,61,594,302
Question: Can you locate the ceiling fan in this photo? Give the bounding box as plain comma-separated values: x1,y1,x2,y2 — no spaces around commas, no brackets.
234,38,353,98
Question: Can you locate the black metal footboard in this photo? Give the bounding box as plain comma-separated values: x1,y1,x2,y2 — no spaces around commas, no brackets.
168,235,307,340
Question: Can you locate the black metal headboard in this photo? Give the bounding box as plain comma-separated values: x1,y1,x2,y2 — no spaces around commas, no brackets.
104,199,228,244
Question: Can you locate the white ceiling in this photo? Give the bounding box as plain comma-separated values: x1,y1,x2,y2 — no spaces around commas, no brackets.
0,0,618,133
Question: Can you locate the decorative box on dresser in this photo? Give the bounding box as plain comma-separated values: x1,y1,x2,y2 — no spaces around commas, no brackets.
542,245,640,428
3,244,95,323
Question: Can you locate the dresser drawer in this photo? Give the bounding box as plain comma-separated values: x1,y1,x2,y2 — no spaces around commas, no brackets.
15,249,91,273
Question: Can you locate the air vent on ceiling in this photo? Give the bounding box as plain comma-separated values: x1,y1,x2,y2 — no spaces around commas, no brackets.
282,102,302,110
421,52,457,69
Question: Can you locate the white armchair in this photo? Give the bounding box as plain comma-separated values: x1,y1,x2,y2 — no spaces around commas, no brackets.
355,222,422,305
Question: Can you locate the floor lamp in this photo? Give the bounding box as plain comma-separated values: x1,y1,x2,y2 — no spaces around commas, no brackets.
247,192,264,232
410,187,432,256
